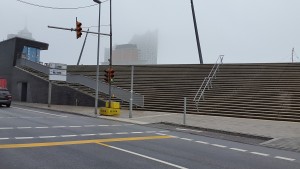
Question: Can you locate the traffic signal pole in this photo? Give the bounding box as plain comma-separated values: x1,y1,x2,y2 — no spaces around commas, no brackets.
108,0,113,108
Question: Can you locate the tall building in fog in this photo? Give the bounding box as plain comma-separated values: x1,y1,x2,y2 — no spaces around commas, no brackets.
103,30,158,65
130,30,158,64
103,44,140,65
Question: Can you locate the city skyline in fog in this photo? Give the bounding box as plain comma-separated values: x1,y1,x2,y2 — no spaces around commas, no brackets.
1,0,300,65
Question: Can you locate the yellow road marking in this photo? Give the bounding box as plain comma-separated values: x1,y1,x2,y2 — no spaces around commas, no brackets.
0,135,172,149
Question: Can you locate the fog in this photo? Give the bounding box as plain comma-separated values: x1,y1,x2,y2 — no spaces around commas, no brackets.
1,0,300,65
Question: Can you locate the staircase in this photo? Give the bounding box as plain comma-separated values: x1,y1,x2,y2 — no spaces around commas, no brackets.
194,63,300,121
68,63,300,122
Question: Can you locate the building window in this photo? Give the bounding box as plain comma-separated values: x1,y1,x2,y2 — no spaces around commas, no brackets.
22,46,40,63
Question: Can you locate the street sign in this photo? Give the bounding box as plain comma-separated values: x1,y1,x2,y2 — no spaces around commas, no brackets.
49,63,67,81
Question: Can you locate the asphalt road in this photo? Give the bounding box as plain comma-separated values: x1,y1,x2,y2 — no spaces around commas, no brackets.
0,106,299,169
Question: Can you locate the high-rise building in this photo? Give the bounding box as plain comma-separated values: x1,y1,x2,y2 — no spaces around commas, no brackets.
103,44,140,65
129,30,158,64
102,30,158,65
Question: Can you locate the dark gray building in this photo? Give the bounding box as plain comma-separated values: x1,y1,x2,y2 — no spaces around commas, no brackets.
0,37,97,106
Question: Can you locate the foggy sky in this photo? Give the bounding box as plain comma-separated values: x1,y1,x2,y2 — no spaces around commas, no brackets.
1,0,300,65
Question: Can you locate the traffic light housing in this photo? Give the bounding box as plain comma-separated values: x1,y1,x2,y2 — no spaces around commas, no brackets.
104,69,110,83
76,21,82,39
104,68,115,83
110,69,115,83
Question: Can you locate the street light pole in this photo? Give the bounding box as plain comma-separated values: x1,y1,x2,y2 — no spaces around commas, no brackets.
190,0,203,64
93,0,102,117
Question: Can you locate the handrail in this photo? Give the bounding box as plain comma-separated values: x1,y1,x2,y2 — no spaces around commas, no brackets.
16,58,49,74
194,55,224,105
67,74,144,107
193,77,207,101
16,58,144,107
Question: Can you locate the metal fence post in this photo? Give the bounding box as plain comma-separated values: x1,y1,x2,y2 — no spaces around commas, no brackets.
48,81,52,107
183,97,187,125
129,65,134,118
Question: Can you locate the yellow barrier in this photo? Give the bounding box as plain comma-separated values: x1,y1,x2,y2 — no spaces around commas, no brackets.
105,101,120,109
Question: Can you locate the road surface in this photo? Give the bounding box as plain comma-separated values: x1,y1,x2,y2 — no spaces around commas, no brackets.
0,106,299,169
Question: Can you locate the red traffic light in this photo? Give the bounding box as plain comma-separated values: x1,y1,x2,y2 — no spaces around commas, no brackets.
76,21,82,39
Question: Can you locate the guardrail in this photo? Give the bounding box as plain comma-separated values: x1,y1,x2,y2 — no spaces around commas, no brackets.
16,58,144,107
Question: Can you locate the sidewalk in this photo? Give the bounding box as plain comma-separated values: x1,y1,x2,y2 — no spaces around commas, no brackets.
12,102,300,151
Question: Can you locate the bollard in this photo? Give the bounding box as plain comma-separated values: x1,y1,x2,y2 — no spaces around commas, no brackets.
183,97,187,125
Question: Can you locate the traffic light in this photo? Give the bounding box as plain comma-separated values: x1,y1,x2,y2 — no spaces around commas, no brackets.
76,21,82,39
104,69,110,83
110,69,115,83
104,68,115,83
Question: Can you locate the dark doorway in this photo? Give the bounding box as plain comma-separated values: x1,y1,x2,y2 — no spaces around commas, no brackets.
21,82,27,102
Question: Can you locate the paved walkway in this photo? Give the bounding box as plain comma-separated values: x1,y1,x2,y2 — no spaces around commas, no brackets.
12,102,300,152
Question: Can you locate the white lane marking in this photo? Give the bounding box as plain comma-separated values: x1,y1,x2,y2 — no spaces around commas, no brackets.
211,144,227,148
52,126,66,128
0,124,132,130
0,138,10,140
39,136,57,139
145,131,156,133
131,113,175,120
17,127,32,129
2,131,160,140
111,124,122,127
131,132,144,134
274,156,296,161
176,128,203,133
156,133,167,136
61,135,77,137
12,107,67,117
229,148,247,152
195,141,209,144
116,132,129,135
99,133,113,135
15,137,34,139
250,152,269,156
0,127,14,130
80,134,97,136
180,138,193,141
158,131,170,133
101,144,188,169
84,125,96,127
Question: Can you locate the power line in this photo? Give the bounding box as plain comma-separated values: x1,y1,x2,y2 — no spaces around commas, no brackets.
16,0,109,10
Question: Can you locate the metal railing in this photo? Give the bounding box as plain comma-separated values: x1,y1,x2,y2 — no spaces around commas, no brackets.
67,74,144,107
16,58,144,107
193,55,224,111
16,58,49,75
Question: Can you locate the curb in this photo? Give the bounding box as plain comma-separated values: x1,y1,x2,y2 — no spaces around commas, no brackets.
158,122,272,141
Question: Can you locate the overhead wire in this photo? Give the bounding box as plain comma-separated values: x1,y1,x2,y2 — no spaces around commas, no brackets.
16,0,109,10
